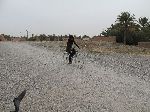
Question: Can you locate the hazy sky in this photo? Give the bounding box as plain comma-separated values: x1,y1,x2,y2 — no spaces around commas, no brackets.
0,0,150,37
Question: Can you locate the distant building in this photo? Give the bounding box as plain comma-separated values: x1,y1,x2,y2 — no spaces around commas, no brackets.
82,38,90,41
138,42,150,48
62,36,82,41
11,37,27,41
91,36,116,43
0,34,6,41
82,35,90,41
20,37,27,41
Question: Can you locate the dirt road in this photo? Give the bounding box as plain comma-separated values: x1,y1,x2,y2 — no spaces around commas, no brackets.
0,42,150,112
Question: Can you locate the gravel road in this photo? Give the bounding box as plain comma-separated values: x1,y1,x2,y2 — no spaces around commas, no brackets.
0,42,150,112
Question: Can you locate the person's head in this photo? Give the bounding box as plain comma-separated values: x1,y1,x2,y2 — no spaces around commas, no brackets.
69,35,74,41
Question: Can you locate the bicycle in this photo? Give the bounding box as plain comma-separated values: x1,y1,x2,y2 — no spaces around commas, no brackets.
63,50,78,64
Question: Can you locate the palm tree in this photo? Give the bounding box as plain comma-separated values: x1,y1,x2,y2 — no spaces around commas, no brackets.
116,12,136,44
139,17,149,28
138,17,150,41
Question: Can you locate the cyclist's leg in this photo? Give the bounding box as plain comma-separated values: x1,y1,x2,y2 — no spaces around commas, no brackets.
69,53,73,64
68,49,77,64
68,50,73,64
72,49,77,63
72,48,76,56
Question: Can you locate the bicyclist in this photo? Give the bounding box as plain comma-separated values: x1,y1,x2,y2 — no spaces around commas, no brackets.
66,35,80,64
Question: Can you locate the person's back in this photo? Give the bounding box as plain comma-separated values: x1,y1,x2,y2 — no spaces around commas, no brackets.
66,35,75,52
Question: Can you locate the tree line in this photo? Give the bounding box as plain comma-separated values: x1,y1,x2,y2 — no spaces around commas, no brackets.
27,34,84,41
101,12,150,45
1,34,90,42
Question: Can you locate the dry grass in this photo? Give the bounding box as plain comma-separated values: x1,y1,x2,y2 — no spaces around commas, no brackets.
28,41,150,56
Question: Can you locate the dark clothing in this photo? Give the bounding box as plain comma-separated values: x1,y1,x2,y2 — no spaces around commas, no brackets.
66,39,79,52
68,48,76,64
66,38,79,63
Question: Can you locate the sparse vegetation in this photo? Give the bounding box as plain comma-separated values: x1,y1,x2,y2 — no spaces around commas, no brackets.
28,40,150,56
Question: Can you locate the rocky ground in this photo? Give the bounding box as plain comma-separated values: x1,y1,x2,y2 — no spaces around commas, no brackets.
0,41,150,112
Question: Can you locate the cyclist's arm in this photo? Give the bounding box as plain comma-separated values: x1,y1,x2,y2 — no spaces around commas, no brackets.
74,41,80,49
